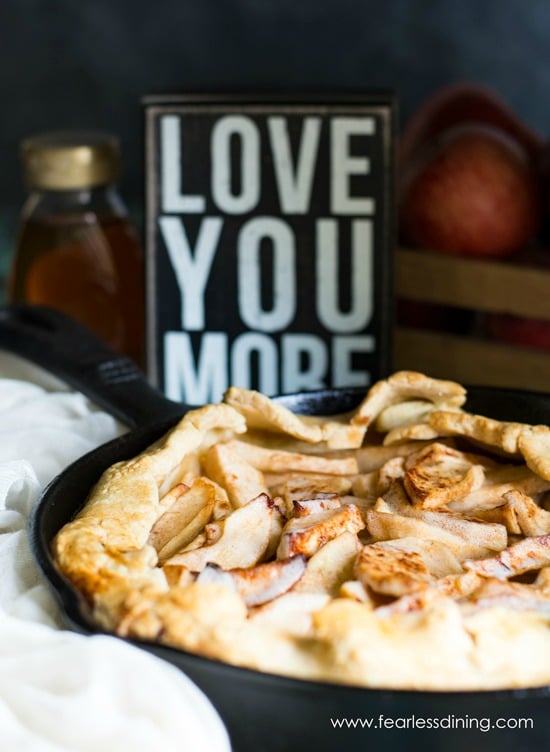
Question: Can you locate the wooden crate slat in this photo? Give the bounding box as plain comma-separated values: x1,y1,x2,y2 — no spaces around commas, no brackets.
394,327,550,393
396,248,550,320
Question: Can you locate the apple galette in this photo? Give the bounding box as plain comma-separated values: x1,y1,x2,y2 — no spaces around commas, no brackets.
53,371,550,689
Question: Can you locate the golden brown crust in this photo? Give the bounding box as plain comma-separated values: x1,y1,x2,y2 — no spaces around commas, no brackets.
53,404,246,601
53,374,550,691
352,371,466,428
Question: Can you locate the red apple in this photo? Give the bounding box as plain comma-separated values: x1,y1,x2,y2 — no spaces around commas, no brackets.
537,139,550,244
400,82,542,167
399,124,542,258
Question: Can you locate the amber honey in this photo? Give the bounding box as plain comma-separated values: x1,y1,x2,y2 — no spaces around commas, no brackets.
10,213,145,366
11,131,145,366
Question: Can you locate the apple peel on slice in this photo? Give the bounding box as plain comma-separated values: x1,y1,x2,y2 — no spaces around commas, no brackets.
197,555,307,606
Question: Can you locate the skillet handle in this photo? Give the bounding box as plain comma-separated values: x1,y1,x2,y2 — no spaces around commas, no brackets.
0,304,185,428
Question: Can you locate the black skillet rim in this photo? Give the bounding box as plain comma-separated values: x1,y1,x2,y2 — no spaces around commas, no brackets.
28,383,550,702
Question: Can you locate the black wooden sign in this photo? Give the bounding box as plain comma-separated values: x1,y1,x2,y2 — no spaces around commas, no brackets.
144,93,395,405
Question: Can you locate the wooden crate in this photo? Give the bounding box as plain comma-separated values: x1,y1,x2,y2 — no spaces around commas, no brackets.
394,248,550,392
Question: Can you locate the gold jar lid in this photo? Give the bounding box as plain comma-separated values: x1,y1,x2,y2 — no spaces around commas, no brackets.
21,131,121,190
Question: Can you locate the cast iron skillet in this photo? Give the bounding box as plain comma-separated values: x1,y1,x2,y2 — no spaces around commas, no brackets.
1,304,549,752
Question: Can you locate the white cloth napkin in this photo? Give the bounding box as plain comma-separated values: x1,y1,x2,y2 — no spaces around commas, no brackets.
0,352,231,752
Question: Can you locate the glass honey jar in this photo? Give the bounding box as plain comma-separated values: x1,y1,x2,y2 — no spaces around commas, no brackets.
9,131,145,366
